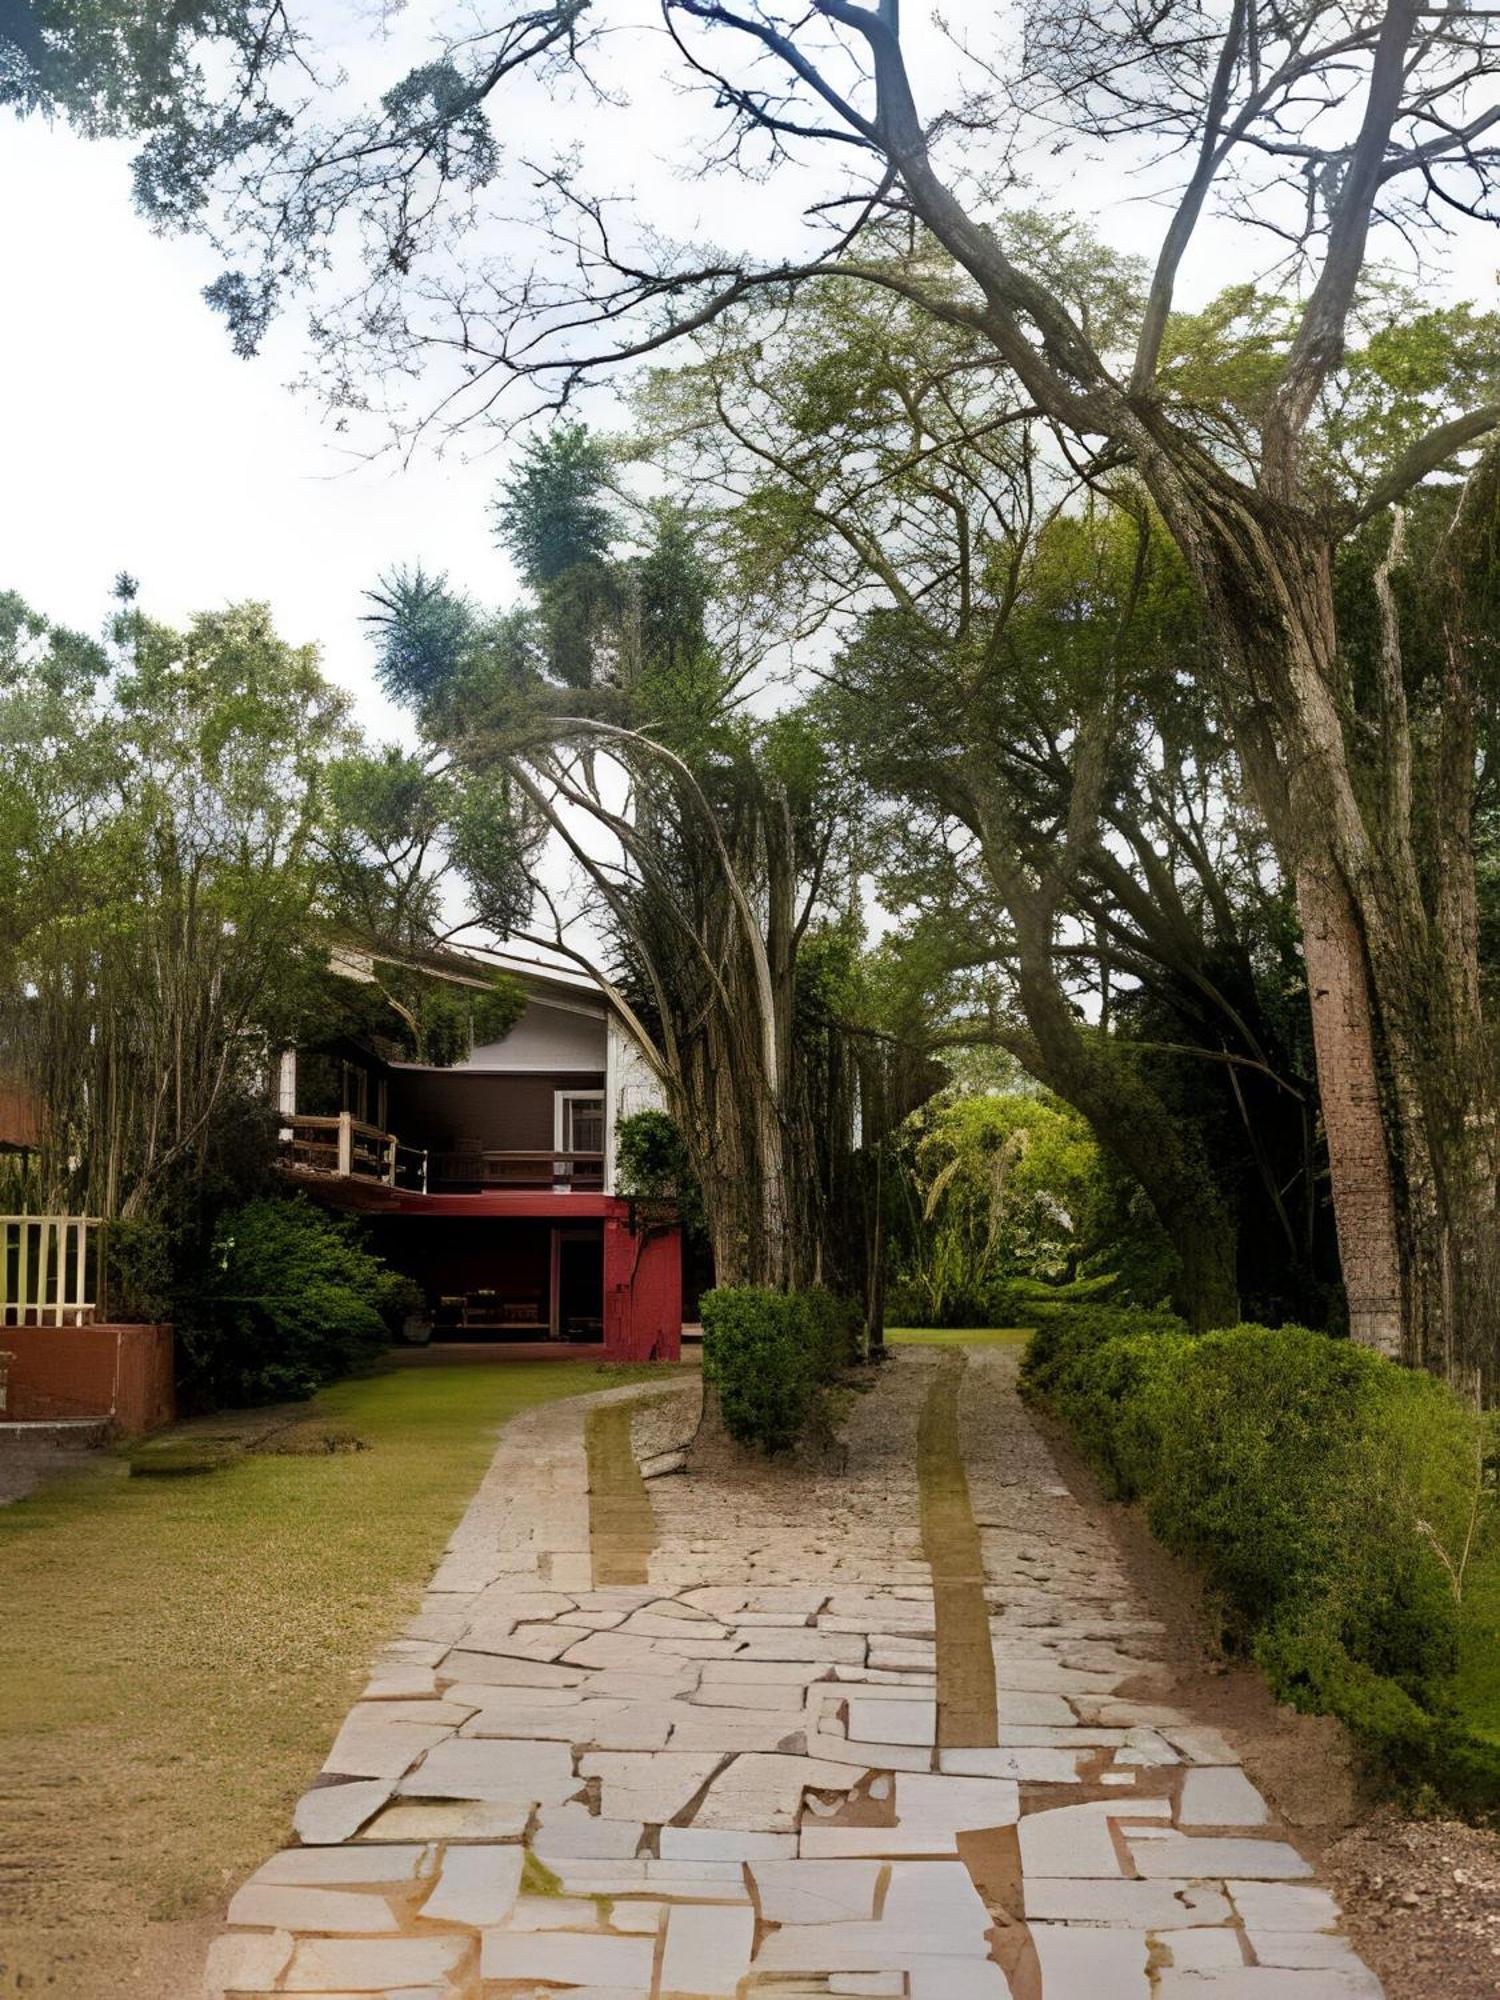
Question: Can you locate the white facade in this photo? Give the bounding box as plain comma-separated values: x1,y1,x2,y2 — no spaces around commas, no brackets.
604,1009,667,1194
466,992,608,1073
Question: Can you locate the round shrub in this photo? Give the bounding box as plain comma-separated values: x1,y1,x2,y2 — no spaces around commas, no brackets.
701,1284,856,1454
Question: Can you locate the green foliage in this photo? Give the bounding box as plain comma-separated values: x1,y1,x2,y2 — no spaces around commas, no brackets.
1028,1310,1500,1816
365,567,482,715
97,1218,173,1324
492,423,615,587
177,1196,398,1407
1,1,292,149
0,594,348,1217
492,423,618,686
284,959,526,1070
615,1110,708,1246
889,1092,1175,1324
701,1284,856,1454
1017,1293,1189,1409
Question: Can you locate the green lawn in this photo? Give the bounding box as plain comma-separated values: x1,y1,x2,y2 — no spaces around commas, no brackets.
0,1358,667,1999
885,1326,1033,1346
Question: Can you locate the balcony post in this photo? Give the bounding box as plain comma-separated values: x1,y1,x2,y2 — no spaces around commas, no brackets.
337,1111,353,1178
385,1133,397,1186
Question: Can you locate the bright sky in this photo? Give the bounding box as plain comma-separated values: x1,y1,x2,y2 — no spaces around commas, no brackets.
0,113,502,745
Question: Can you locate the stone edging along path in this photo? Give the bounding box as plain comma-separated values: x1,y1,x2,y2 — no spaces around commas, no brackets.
203,1345,1384,1998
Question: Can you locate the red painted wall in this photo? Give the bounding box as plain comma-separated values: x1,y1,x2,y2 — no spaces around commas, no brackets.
603,1216,683,1363
1,1323,175,1434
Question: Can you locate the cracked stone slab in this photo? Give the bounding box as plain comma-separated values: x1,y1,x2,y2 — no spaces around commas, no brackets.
580,1749,725,1822
1017,1797,1172,1877
479,1927,657,1985
225,1882,401,1932
691,1752,862,1830
1179,1765,1271,1828
660,1900,756,1995
397,1736,577,1805
1022,1878,1233,1927
418,1843,523,1925
292,1778,392,1845
1154,1971,1382,1998
279,1934,472,1991
1029,1921,1152,1996
246,1844,432,1886
750,1859,884,1923
1227,1882,1342,1931
1127,1833,1314,1880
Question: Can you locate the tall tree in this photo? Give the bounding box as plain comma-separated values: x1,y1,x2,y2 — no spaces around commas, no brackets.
368,435,873,1292
0,593,343,1215
637,276,1337,1327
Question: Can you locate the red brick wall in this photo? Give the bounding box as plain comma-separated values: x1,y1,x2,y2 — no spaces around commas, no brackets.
0,1323,174,1435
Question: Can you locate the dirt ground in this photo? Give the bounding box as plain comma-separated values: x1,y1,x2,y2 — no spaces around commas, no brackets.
1036,1407,1500,2000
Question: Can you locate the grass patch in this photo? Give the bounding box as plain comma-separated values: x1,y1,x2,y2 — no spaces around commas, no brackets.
0,1357,666,1996
885,1326,1032,1347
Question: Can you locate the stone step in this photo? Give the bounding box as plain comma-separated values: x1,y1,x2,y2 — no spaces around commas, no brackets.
0,1417,109,1448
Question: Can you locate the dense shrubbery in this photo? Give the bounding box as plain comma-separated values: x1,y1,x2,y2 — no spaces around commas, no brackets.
701,1284,859,1453
176,1196,399,1406
1022,1303,1500,1817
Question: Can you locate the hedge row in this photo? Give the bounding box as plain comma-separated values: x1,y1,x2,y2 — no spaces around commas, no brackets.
1020,1302,1499,1818
700,1285,861,1454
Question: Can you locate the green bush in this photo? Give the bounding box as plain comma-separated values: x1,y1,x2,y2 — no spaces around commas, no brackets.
887,1269,1123,1332
800,1284,865,1372
1027,1308,1500,1816
1057,1328,1197,1500
1145,1329,1467,1686
701,1284,855,1454
98,1217,174,1323
1018,1295,1187,1406
177,1195,397,1406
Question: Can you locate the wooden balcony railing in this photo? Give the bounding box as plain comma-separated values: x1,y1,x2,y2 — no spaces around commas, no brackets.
279,1120,605,1194
431,1150,605,1192
280,1114,427,1191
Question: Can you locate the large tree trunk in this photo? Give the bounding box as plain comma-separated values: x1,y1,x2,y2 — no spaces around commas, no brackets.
1295,862,1403,1355
1151,469,1498,1384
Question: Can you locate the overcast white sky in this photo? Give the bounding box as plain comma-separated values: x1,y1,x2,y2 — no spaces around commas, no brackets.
0,111,505,744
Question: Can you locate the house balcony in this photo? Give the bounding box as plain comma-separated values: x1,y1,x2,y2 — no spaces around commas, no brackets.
278,1113,604,1196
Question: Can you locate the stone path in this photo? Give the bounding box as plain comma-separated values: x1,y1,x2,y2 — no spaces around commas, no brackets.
204,1344,1384,1998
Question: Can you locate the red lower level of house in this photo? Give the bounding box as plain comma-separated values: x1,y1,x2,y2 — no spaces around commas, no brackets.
291,1177,683,1365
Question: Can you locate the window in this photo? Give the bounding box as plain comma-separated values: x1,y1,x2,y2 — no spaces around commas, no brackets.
556,1092,604,1154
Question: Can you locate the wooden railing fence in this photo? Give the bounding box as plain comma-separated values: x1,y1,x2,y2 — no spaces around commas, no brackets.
1,1214,99,1326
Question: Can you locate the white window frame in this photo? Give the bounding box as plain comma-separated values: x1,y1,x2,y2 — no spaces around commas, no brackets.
554,1089,605,1154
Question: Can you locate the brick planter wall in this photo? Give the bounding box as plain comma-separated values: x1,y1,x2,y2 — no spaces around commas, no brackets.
0,1323,175,1435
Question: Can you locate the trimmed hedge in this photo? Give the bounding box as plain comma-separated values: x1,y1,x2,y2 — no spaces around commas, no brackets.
1021,1301,1500,1818
701,1284,859,1454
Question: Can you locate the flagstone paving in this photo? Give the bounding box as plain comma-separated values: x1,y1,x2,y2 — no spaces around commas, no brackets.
203,1348,1383,1998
